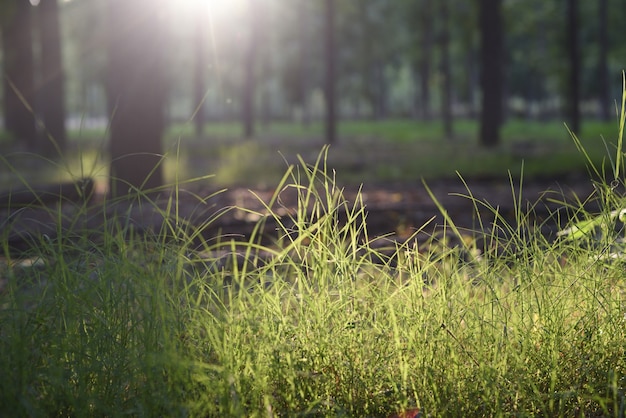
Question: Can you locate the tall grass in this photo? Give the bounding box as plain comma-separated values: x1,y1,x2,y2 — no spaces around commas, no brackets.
2,114,626,415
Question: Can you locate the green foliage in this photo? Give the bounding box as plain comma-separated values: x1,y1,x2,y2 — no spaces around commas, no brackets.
559,73,626,245
0,230,192,416
3,113,626,415
54,0,623,122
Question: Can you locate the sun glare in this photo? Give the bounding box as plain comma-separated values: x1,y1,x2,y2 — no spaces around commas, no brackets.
178,0,248,21
208,0,250,30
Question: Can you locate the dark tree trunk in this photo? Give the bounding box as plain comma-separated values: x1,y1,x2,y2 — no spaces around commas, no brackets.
439,0,453,139
36,0,67,155
1,1,37,148
479,0,503,148
107,0,166,197
598,0,610,121
242,0,259,139
566,0,580,134
324,0,337,144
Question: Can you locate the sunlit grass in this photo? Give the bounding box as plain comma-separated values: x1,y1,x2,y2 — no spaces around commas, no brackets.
2,121,626,415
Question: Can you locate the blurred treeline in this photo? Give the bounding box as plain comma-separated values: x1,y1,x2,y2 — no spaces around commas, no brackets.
0,0,622,141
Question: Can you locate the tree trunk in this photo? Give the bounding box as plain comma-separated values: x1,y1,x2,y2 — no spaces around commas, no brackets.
479,0,503,148
439,0,453,139
566,0,580,134
324,0,337,144
36,0,67,155
1,1,37,148
107,0,166,197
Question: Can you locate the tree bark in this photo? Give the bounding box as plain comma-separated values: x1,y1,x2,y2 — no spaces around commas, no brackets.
36,0,67,155
107,0,166,197
1,0,37,148
324,0,337,144
479,0,503,148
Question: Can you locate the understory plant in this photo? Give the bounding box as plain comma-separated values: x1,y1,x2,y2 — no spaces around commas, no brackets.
2,93,626,416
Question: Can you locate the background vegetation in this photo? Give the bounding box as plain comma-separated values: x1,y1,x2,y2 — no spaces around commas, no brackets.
0,0,623,191
53,0,622,126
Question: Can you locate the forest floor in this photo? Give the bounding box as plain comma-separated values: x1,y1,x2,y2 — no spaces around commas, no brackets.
193,171,598,248
0,124,611,254
2,169,598,255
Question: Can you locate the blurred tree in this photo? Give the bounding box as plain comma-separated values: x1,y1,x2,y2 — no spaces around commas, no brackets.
324,0,337,144
62,0,108,118
242,0,259,138
506,0,554,119
597,0,609,121
280,0,317,126
456,1,479,118
479,0,503,148
107,0,166,196
1,0,37,148
193,7,206,137
566,0,580,134
409,0,433,120
280,1,313,125
337,0,403,120
407,0,476,121
439,0,453,139
257,0,275,127
357,1,393,119
36,0,67,155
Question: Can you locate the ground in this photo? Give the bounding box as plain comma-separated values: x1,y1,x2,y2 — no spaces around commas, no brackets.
1,171,597,255
1,120,613,253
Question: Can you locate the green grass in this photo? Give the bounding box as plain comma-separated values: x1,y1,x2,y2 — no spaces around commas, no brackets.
164,118,616,144
168,117,614,187
0,118,615,191
2,133,626,416
2,111,626,416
